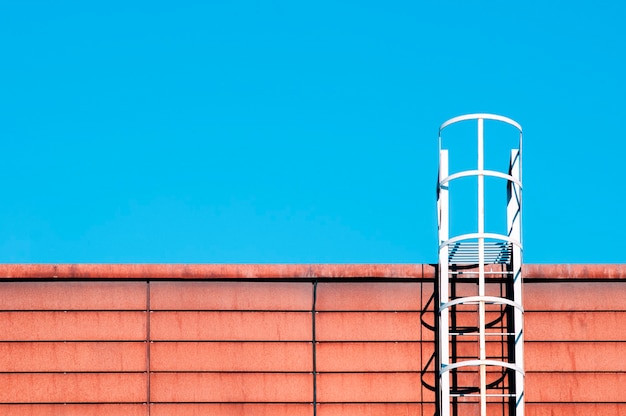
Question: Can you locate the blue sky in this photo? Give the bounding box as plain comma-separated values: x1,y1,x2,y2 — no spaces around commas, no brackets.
1,1,625,263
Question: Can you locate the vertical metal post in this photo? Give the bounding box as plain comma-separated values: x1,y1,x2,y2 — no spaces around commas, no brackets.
312,280,318,416
146,281,151,414
508,148,524,416
477,118,487,416
438,148,450,416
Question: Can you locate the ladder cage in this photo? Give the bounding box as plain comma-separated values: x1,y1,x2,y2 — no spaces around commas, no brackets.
436,114,524,416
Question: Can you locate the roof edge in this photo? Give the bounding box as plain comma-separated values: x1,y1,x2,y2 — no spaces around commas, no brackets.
0,264,435,280
0,264,624,280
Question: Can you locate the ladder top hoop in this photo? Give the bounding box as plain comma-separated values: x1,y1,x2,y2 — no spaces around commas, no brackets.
439,113,522,133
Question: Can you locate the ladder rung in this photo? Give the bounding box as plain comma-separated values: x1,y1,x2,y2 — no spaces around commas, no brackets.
449,332,514,336
450,393,517,398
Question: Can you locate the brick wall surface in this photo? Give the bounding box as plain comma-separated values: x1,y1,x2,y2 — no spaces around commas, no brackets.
0,265,624,416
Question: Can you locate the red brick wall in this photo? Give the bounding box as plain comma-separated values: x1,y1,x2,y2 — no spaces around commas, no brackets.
0,265,624,415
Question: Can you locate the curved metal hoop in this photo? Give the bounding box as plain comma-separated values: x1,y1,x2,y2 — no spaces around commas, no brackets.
440,295,524,313
439,169,523,189
439,113,522,133
441,359,525,376
439,233,523,251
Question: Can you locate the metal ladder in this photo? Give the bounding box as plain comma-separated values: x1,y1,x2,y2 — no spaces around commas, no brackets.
436,114,524,416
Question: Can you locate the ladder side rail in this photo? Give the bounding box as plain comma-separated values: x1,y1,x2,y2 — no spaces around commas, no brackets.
438,148,451,416
477,118,487,416
508,147,524,416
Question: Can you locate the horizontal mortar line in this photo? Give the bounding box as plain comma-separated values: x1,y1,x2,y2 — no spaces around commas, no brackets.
135,372,436,376
315,310,423,313
0,308,424,313
524,401,626,405
0,339,381,343
146,401,425,404
314,371,423,374
0,340,148,343
523,340,624,343
146,401,316,405
145,340,429,343
149,309,314,313
0,309,149,313
524,310,626,313
314,340,423,343
524,370,626,374
148,309,424,313
148,371,314,374
0,308,431,312
315,340,423,343
0,402,148,405
147,371,423,374
525,340,626,343
0,370,148,375
315,401,425,405
150,340,314,342
148,340,425,344
524,278,626,283
0,402,443,406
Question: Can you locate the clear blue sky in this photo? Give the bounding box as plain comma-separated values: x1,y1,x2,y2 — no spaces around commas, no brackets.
1,1,625,263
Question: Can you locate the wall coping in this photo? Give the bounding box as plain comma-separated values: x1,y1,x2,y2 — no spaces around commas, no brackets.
0,264,624,280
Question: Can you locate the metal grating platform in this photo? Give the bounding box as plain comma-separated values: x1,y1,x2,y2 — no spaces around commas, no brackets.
448,241,512,264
